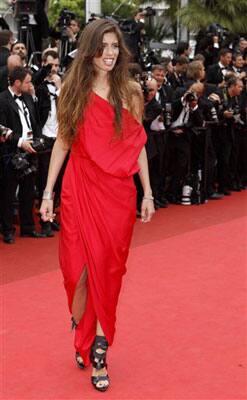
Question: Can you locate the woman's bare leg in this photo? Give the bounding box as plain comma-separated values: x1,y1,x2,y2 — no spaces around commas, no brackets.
71,267,88,324
71,267,88,365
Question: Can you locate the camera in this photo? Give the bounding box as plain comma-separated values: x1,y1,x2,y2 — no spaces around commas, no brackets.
163,103,172,126
206,23,229,43
0,124,13,140
58,8,75,29
141,7,156,17
13,0,37,19
57,8,76,41
231,105,245,126
11,152,37,179
137,72,152,101
184,92,198,103
31,137,50,152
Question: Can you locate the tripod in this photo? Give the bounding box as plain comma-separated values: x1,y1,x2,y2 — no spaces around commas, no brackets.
19,19,38,64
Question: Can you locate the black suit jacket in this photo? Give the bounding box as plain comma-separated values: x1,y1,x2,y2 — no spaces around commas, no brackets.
0,65,8,92
171,98,204,129
206,63,228,85
0,47,10,67
143,98,163,160
157,84,173,107
167,72,185,90
0,89,41,155
36,82,52,127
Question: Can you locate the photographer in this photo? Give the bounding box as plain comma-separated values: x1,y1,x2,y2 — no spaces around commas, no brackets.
66,18,80,51
119,9,146,64
167,56,189,91
206,48,232,87
0,54,22,92
165,83,204,203
0,66,44,243
49,9,79,62
230,52,246,81
11,41,28,67
36,49,63,236
151,64,173,108
142,77,167,209
214,76,244,194
176,41,192,60
0,29,14,67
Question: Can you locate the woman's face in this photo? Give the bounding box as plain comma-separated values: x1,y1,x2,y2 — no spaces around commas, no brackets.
93,32,119,74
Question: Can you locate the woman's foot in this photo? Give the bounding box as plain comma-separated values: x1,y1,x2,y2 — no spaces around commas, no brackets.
71,317,85,370
75,352,85,369
90,336,110,392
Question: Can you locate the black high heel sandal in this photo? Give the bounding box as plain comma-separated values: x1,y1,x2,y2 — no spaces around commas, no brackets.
90,335,110,392
71,317,85,370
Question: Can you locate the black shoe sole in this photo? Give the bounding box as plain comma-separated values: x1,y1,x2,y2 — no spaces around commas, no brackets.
91,377,109,392
75,352,85,369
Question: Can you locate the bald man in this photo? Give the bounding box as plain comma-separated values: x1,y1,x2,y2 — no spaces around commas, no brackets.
0,54,22,92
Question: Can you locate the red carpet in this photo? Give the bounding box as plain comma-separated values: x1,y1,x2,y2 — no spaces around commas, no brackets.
1,191,247,399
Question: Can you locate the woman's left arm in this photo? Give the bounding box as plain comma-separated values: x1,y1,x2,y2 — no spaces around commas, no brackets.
138,146,155,223
128,80,155,223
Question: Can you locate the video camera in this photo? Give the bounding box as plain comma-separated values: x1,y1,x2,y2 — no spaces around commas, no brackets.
58,8,75,29
13,0,37,19
11,152,37,179
11,137,51,179
140,6,156,17
206,23,229,43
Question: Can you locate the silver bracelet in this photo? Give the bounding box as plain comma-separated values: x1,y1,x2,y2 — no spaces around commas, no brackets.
42,190,54,200
143,195,154,201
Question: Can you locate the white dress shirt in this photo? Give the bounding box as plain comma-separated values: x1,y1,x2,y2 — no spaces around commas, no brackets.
8,87,32,147
42,82,59,138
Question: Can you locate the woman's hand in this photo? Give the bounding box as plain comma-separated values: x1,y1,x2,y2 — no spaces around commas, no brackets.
141,198,155,223
40,199,56,222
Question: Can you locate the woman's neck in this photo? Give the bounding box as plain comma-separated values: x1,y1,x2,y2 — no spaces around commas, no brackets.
93,70,110,91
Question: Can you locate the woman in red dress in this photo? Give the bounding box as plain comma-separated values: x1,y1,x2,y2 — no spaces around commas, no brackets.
40,19,154,392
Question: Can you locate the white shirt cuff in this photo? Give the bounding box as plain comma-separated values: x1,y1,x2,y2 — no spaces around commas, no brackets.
18,137,24,148
150,116,165,131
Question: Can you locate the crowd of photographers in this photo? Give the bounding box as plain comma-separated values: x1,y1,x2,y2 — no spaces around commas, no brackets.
0,19,247,244
135,43,247,212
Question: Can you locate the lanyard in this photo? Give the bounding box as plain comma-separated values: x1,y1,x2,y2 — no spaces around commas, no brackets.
15,98,32,131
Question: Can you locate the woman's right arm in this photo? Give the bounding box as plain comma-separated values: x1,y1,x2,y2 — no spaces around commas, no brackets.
40,136,69,222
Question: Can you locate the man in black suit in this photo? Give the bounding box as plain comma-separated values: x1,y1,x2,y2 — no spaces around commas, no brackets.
165,83,204,203
143,78,167,209
0,29,14,67
214,76,244,195
206,48,232,86
230,52,246,82
0,66,45,243
151,64,173,107
167,56,189,91
0,54,22,92
36,50,63,236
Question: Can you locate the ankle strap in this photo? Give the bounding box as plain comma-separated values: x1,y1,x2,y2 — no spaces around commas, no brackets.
94,335,108,350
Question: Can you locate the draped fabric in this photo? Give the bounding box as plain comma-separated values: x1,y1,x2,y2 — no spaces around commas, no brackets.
59,93,147,366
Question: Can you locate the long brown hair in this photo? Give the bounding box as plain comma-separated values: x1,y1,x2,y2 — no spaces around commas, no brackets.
57,19,139,146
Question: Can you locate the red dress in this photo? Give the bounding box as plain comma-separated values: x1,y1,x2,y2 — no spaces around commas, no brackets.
59,92,146,366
